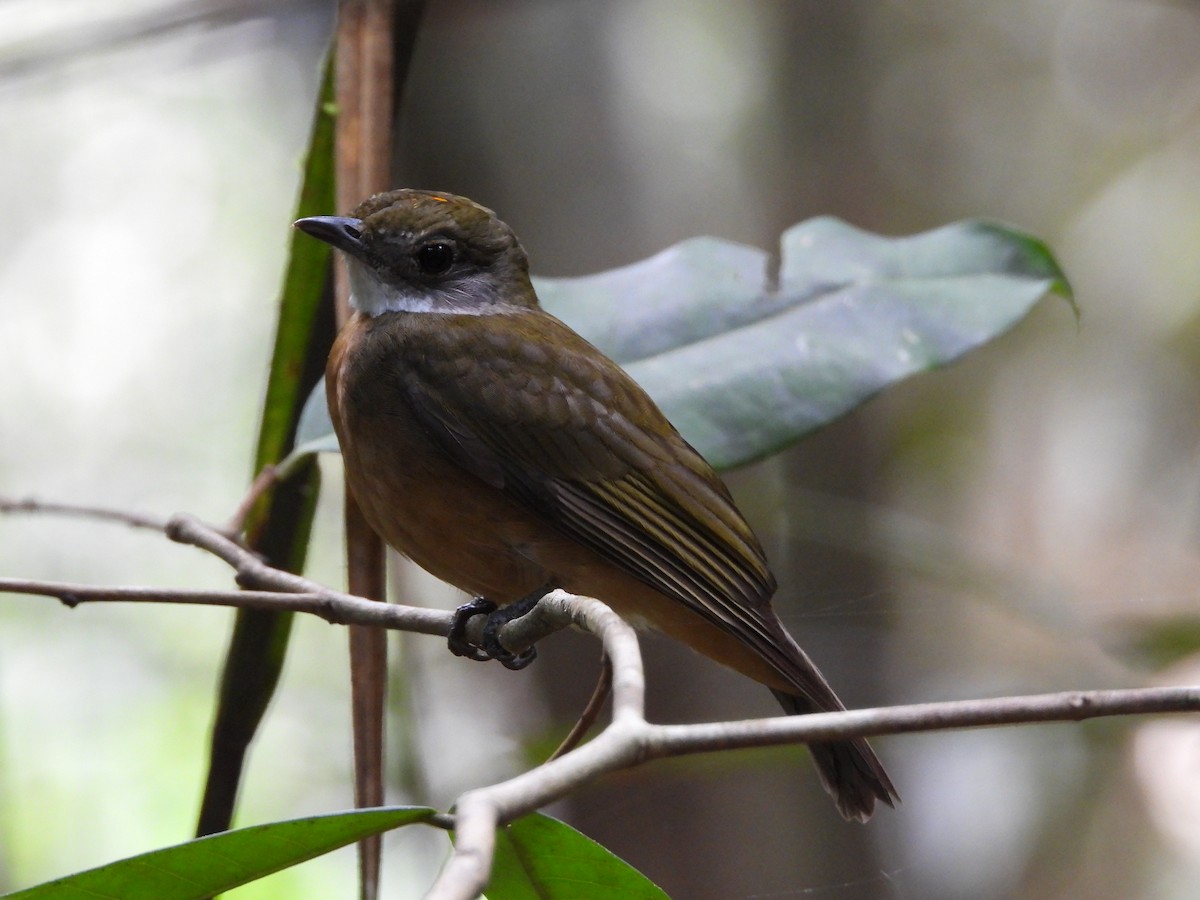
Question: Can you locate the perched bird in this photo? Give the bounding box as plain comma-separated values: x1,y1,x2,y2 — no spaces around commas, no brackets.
296,189,897,820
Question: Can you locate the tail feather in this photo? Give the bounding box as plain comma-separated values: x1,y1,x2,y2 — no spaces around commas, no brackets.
771,688,898,822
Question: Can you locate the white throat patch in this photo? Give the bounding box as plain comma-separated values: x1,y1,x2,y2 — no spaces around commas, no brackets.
346,258,497,317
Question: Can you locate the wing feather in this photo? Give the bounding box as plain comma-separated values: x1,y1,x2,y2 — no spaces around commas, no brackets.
397,312,780,650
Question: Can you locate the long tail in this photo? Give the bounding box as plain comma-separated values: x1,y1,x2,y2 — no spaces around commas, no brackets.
770,688,898,822
619,580,898,820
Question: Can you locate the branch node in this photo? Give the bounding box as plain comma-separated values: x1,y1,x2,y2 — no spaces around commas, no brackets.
164,514,189,544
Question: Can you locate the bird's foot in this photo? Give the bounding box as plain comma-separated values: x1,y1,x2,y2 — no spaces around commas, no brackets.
481,589,545,670
448,590,544,670
448,597,497,662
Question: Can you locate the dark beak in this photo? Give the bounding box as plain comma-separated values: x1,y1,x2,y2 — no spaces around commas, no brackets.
294,216,366,256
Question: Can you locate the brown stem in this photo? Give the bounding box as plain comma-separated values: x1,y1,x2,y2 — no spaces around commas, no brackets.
547,653,613,762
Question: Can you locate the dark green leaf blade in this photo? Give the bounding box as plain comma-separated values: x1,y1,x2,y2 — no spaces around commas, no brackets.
485,813,669,900
4,808,435,900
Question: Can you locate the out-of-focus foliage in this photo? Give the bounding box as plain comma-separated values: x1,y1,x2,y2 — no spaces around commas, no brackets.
5,3,1200,900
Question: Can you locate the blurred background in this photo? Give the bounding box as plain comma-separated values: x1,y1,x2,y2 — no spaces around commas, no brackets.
3,1,1200,897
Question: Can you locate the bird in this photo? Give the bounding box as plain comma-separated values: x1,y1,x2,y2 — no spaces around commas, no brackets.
295,189,897,821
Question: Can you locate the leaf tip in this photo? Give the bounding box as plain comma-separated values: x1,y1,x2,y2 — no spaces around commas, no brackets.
968,219,1078,321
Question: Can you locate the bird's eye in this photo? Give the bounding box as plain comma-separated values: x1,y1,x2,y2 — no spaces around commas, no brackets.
416,240,454,275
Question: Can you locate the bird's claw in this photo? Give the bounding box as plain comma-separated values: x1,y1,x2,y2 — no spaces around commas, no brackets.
448,595,540,670
448,597,496,662
484,625,538,670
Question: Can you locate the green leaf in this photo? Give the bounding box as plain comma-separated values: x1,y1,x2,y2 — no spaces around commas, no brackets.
484,813,669,900
541,217,1072,469
288,218,1071,472
3,807,435,900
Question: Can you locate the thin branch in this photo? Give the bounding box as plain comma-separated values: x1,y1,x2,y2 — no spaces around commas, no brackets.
645,687,1200,752
0,576,436,629
0,579,325,611
171,513,333,603
0,510,565,650
0,495,171,533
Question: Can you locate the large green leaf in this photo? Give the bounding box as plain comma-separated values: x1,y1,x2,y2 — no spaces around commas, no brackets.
287,217,1071,472
3,808,434,900
484,813,669,900
541,217,1071,468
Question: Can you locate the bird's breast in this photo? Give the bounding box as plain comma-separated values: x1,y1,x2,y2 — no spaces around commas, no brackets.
325,313,554,601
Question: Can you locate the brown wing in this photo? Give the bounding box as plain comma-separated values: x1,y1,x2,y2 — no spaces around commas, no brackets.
394,310,783,653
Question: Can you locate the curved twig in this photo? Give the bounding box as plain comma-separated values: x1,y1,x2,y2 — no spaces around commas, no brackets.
547,652,613,762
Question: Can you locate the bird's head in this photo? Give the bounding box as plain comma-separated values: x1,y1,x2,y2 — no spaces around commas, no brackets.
295,189,536,317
